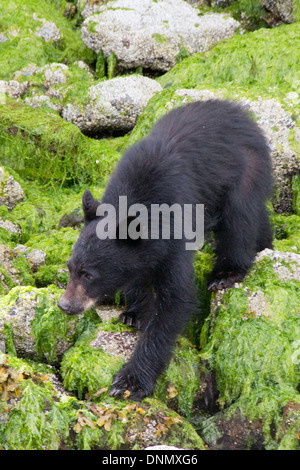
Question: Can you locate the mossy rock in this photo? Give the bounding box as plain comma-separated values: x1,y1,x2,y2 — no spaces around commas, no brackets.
0,352,205,450
0,285,89,363
0,0,94,80
0,244,35,295
200,249,300,449
272,213,300,253
60,315,209,423
0,99,121,186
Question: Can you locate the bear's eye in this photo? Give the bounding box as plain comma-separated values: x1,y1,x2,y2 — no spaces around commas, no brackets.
82,272,93,281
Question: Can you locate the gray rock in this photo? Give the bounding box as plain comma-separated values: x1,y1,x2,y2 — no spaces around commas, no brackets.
24,94,63,112
90,329,138,362
33,13,62,43
255,248,300,283
81,0,240,72
0,167,25,210
0,244,23,290
62,75,162,133
0,80,29,99
0,219,21,239
262,0,296,24
25,249,47,272
0,286,79,362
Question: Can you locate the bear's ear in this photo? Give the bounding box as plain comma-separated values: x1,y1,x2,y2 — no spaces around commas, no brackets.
82,190,100,223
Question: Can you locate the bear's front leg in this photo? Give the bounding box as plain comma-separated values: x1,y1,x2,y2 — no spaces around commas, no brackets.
110,254,195,401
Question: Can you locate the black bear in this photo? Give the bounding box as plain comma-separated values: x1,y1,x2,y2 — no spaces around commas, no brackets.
58,100,273,401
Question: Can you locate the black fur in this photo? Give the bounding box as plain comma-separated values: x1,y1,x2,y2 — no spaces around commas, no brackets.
58,100,273,400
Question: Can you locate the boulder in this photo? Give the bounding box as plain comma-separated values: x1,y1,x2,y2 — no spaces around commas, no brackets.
0,286,81,363
62,75,162,134
262,0,297,24
81,0,240,72
200,248,300,449
0,167,25,211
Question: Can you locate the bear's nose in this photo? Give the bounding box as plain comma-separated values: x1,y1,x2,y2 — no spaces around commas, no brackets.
58,297,70,313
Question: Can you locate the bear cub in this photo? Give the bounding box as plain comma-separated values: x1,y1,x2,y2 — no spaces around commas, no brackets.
58,100,273,401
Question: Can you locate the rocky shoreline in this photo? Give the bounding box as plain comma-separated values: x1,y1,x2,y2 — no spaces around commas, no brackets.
0,0,300,450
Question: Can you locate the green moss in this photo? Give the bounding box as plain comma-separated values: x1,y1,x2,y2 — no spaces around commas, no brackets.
34,264,69,287
0,99,121,186
272,213,300,252
292,174,300,215
201,260,300,448
0,0,95,80
213,0,268,30
189,249,214,346
107,52,117,80
0,285,85,363
0,353,78,450
61,344,124,399
152,33,169,44
12,256,35,286
31,290,75,363
4,180,103,244
157,23,300,106
175,46,191,64
95,51,106,79
155,337,201,421
26,227,79,265
3,323,17,356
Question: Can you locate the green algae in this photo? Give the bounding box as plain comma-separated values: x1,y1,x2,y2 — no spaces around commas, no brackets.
158,23,300,95
293,174,300,215
155,337,202,421
0,99,121,186
0,350,205,450
200,257,300,448
272,213,300,252
0,285,82,363
0,353,78,450
95,51,106,79
0,0,95,80
26,227,79,265
61,318,204,423
107,52,118,80
61,345,124,399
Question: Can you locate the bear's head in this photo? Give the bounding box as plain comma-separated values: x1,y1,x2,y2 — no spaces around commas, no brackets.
57,190,147,315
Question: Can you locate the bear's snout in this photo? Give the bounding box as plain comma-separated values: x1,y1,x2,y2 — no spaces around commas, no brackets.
57,296,71,314
58,281,97,315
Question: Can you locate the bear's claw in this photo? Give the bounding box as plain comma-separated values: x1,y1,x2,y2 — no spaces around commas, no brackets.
110,368,152,401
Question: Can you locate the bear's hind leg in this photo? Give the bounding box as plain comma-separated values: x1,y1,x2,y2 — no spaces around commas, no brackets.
208,191,260,291
256,206,273,252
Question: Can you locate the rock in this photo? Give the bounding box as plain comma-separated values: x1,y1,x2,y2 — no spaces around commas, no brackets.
0,286,81,363
200,248,300,449
90,329,138,362
81,0,240,72
59,208,84,228
0,218,21,239
33,13,62,43
255,248,300,283
0,244,24,290
62,75,162,134
24,94,63,113
0,80,28,99
240,97,300,213
262,0,297,24
0,167,25,211
25,249,47,272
